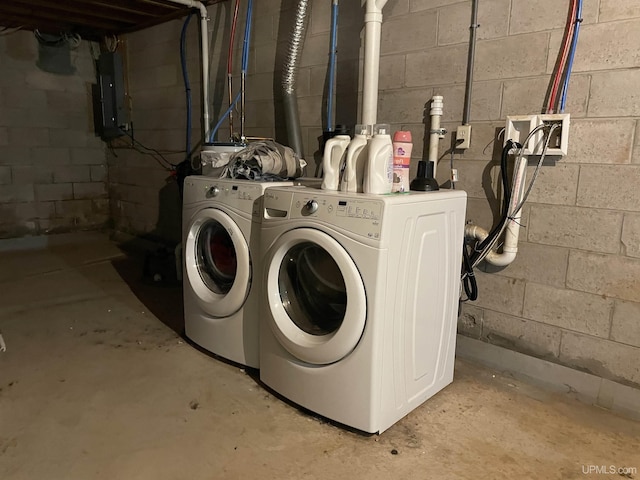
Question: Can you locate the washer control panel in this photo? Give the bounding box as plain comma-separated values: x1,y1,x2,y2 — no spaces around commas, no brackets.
265,189,384,239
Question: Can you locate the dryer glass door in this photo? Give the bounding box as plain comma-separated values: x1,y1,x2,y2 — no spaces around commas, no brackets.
266,228,366,365
185,208,250,317
197,220,237,294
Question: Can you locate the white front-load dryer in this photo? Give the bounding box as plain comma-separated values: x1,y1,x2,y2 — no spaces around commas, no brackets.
259,186,467,433
182,176,294,368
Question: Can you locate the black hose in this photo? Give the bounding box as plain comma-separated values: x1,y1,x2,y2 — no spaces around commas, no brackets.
469,140,517,266
462,244,478,301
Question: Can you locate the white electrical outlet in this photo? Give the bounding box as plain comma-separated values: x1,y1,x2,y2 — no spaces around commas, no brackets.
456,125,472,149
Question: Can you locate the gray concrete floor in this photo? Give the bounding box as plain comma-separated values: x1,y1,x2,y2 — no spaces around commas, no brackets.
1,232,639,480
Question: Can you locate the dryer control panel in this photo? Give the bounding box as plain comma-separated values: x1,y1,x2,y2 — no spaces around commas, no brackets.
194,179,263,215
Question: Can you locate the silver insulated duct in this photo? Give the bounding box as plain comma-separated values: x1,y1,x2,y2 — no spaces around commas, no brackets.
281,0,309,160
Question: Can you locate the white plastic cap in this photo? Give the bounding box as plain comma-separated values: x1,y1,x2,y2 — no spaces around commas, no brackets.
373,123,390,135
430,95,444,116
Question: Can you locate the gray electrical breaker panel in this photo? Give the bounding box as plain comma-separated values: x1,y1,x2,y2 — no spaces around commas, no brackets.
93,52,129,140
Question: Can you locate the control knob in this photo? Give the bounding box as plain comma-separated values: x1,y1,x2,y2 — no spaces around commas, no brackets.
207,186,220,198
304,199,319,214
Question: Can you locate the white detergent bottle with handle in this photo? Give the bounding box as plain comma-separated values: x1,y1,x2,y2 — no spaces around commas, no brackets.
363,124,393,194
321,134,351,190
341,124,371,193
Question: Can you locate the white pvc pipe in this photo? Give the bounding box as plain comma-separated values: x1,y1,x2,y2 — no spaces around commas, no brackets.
361,0,388,126
428,95,443,178
464,154,528,267
166,0,211,139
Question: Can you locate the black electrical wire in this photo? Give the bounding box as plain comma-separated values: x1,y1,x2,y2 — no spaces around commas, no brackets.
120,125,178,170
461,242,477,301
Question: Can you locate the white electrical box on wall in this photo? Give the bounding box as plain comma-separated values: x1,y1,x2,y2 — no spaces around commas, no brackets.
505,114,570,156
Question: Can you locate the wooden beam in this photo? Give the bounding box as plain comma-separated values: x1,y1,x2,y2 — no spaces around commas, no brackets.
82,0,178,17
120,0,228,35
0,2,123,31
13,0,149,25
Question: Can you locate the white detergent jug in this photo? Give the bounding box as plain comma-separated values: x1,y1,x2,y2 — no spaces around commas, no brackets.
321,135,351,190
363,124,393,195
341,124,371,193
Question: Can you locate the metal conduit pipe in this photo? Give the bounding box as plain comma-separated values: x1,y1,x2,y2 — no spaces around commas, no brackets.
282,0,310,159
462,0,479,126
165,0,211,139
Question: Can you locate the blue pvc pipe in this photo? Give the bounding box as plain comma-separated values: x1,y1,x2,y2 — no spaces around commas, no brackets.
560,0,582,113
327,0,339,132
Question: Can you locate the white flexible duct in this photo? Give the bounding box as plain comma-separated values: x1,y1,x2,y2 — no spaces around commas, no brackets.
165,0,211,139
361,0,388,126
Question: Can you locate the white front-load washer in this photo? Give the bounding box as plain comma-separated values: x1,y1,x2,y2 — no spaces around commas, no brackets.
182,175,294,368
259,186,467,433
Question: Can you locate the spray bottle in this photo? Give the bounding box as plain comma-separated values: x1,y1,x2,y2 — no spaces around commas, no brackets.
341,124,371,193
321,134,351,190
363,124,393,195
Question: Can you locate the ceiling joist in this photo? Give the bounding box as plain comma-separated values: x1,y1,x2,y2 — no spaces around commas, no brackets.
0,0,226,42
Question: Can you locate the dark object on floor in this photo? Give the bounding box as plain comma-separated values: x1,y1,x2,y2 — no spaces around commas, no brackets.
143,247,179,286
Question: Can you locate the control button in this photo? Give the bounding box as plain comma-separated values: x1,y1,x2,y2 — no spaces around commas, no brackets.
304,199,319,214
328,204,333,213
296,201,301,209
207,186,220,198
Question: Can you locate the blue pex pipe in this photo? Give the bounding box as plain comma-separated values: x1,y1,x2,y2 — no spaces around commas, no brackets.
242,0,253,72
208,0,253,143
560,0,583,112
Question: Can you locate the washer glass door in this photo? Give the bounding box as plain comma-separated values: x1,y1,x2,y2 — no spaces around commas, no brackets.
185,208,250,317
266,228,366,365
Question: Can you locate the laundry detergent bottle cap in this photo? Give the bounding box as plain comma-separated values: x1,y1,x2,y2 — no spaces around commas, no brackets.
321,134,351,191
363,124,393,195
341,124,371,193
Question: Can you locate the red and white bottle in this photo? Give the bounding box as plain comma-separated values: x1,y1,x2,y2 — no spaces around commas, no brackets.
392,131,412,193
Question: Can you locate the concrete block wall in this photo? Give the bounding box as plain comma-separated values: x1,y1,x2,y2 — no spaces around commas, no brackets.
108,20,203,245
116,0,639,389
0,31,108,238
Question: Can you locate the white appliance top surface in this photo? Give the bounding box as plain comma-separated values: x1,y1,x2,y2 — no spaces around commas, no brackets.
263,185,466,205
262,186,466,244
